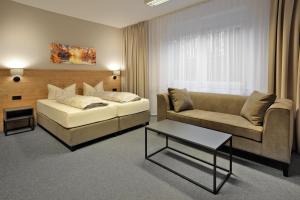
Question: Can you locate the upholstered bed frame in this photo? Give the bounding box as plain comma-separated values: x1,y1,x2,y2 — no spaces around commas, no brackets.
37,111,150,151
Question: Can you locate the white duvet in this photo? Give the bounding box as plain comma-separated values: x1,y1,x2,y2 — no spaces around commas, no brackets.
37,99,117,128
94,92,141,103
56,95,107,109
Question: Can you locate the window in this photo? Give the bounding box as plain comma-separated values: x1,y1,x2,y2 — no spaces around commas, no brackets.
149,0,270,114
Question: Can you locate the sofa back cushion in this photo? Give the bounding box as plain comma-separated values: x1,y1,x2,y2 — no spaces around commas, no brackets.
188,92,247,115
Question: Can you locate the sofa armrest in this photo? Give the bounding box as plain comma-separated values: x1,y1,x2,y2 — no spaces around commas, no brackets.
157,93,170,121
262,99,294,163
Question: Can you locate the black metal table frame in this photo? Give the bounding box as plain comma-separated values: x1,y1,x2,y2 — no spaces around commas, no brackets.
145,126,232,194
4,116,35,136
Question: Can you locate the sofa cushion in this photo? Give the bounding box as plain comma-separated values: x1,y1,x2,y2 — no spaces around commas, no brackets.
241,91,276,126
167,109,263,142
168,88,194,112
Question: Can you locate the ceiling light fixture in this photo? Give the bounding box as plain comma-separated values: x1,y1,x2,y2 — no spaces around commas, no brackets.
145,0,170,7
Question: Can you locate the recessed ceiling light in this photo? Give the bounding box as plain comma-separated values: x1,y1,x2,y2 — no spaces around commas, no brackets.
145,0,170,7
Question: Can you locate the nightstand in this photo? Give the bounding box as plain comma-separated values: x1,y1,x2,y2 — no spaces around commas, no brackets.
3,106,35,136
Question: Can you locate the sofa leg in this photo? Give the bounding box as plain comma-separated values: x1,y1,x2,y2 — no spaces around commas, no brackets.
283,164,289,177
69,146,77,152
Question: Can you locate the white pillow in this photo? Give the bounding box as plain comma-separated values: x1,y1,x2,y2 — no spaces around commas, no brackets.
48,84,76,100
83,81,104,96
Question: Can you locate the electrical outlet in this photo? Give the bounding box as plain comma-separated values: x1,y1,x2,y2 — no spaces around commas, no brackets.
12,96,22,100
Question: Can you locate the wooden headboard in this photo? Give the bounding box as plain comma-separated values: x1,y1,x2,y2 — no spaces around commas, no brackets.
0,69,121,131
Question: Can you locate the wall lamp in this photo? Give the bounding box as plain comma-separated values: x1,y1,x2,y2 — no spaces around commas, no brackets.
112,70,121,80
10,68,24,82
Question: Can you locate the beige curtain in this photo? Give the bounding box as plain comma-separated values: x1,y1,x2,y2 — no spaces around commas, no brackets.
122,21,149,98
268,0,300,152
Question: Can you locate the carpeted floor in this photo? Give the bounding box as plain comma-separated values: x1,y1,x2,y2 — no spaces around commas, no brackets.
1,123,300,200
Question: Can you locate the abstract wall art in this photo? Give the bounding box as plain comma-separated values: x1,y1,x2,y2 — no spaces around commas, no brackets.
50,43,96,65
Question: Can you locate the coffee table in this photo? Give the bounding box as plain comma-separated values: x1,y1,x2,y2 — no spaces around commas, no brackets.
145,120,232,194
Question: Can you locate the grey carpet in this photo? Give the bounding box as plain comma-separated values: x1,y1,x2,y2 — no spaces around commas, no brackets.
1,124,300,200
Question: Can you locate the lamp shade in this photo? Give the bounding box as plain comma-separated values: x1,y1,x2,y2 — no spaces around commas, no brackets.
10,68,24,76
113,70,121,76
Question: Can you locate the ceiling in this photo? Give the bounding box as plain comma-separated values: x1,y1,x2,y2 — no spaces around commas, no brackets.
12,0,207,28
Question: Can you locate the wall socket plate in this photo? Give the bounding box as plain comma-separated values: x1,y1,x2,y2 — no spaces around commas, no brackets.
12,96,22,100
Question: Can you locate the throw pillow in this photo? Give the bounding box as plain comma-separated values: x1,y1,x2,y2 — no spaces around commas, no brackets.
240,91,276,126
83,81,104,96
168,88,194,112
48,84,76,100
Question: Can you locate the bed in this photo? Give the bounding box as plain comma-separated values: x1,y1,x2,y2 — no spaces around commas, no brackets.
99,98,150,130
37,98,150,150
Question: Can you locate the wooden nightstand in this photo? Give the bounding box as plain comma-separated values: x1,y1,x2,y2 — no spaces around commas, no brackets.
3,106,35,136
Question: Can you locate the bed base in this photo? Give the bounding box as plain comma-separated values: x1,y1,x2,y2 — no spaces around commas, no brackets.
37,111,150,151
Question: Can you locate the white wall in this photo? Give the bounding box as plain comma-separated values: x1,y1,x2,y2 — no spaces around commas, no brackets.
0,0,122,70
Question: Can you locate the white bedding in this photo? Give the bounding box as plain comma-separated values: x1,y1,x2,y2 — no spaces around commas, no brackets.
37,99,117,128
56,95,107,109
100,98,150,117
95,92,141,103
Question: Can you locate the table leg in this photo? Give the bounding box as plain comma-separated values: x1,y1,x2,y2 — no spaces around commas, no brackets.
28,117,31,128
32,117,35,130
230,137,232,173
3,121,7,136
145,128,148,159
166,136,168,147
213,151,217,194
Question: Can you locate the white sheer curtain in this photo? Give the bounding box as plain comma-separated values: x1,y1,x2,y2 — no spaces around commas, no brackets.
149,0,270,115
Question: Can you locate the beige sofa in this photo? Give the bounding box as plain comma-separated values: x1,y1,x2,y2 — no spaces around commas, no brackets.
157,92,294,176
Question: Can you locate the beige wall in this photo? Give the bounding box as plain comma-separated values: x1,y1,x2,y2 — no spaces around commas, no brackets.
0,0,122,70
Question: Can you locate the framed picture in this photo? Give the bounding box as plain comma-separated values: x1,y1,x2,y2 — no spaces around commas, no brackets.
49,43,96,65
